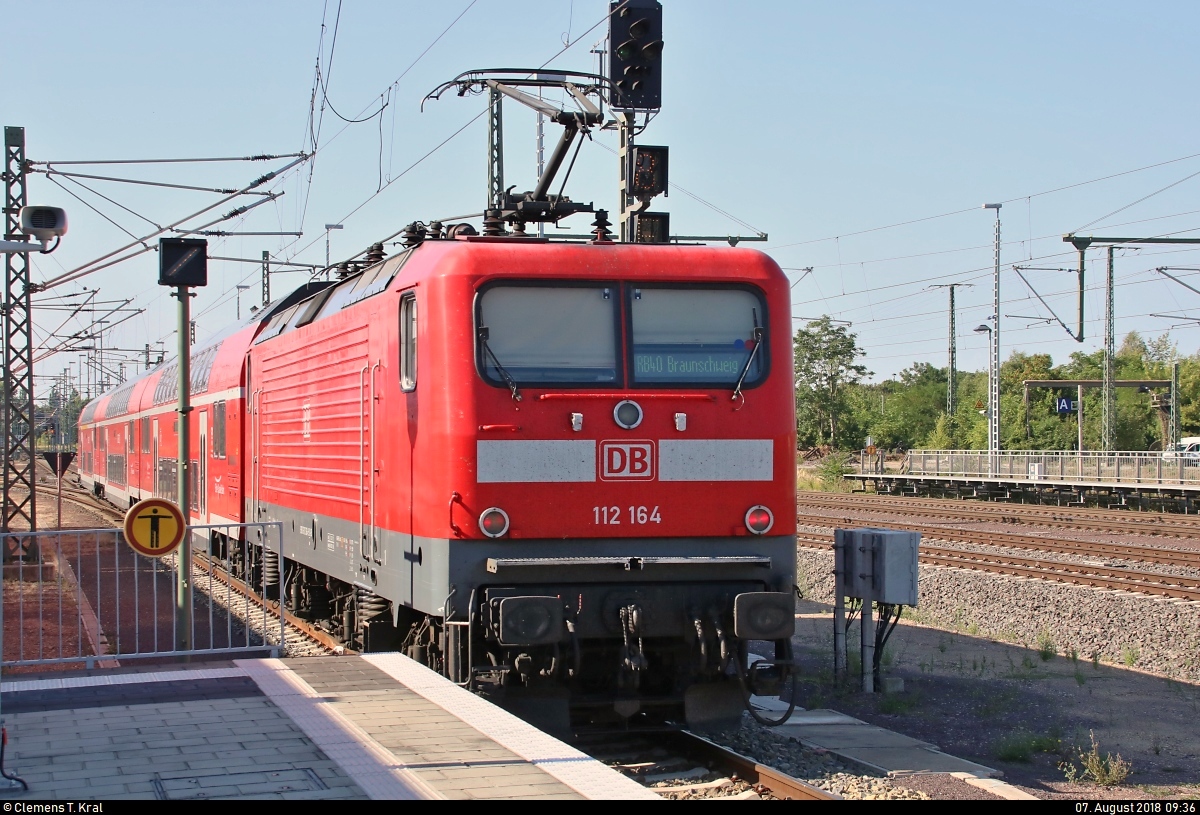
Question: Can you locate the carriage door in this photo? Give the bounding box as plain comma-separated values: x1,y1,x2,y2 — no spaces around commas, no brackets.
198,409,208,525
152,419,160,498
360,361,376,568
399,294,418,597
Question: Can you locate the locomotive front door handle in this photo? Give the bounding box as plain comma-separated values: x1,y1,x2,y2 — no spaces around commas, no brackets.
449,491,464,537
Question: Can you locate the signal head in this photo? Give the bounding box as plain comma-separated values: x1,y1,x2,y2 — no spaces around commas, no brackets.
608,0,663,110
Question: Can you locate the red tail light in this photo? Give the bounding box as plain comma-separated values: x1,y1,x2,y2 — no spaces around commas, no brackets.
479,507,510,538
745,505,774,535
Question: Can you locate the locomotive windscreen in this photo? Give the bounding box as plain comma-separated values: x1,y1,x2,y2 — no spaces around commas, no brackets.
478,284,619,384
476,282,768,388
630,286,767,386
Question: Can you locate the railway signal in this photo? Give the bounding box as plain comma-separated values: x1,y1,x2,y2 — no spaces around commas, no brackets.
158,237,208,652
628,145,668,198
608,0,664,110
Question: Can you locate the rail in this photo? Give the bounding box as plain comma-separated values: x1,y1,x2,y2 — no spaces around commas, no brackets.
892,449,1200,486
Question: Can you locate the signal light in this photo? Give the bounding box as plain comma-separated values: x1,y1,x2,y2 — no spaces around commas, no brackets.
479,507,510,538
628,145,668,198
745,505,774,535
608,0,663,110
159,237,209,288
631,212,669,244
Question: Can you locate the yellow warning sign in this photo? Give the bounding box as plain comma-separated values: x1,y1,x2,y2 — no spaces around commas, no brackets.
123,498,186,558
866,445,877,456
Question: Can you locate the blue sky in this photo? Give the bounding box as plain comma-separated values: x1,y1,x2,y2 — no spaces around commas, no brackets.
4,0,1200,396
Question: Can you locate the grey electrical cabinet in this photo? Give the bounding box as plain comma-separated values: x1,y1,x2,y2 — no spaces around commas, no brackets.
834,528,919,606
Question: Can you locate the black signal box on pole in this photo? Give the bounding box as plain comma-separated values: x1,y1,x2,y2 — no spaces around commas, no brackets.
608,0,663,110
632,212,670,244
159,238,208,287
628,145,668,198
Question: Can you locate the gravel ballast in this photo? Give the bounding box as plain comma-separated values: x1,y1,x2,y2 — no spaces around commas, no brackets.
797,545,1200,681
710,718,931,800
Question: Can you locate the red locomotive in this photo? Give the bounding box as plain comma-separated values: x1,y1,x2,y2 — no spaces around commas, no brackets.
80,65,798,730
79,233,797,728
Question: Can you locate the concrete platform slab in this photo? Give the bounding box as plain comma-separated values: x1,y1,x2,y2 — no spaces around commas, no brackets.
781,708,868,726
0,655,657,801
834,747,1000,776
775,723,938,750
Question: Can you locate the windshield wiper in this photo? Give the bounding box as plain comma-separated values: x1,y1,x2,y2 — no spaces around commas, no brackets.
732,326,764,401
478,326,522,401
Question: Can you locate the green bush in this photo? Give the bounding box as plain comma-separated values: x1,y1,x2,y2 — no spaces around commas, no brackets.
1060,731,1132,786
996,730,1060,762
816,451,853,491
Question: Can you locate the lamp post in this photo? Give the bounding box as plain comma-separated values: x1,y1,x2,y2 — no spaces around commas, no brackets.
982,203,1002,468
324,223,343,270
975,324,995,476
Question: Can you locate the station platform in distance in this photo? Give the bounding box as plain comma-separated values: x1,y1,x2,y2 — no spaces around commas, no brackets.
850,449,1200,510
0,655,658,800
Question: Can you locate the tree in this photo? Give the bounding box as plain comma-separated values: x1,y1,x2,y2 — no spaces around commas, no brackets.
793,317,870,448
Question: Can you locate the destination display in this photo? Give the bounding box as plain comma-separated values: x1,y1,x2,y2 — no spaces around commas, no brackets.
633,344,755,383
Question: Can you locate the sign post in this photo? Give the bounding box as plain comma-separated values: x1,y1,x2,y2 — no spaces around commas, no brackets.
158,238,207,653
41,452,75,530
123,498,186,558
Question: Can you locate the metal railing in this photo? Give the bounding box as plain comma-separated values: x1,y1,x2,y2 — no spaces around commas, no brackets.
897,450,1200,486
0,522,285,669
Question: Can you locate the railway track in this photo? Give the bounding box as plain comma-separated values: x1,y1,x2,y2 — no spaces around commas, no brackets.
578,729,838,800
796,511,1200,569
796,532,1200,602
798,490,1200,538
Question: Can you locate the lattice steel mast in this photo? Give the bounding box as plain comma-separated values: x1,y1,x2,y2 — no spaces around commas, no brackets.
3,126,36,534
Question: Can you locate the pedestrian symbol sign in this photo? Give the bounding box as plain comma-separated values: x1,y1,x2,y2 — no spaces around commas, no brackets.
123,498,186,558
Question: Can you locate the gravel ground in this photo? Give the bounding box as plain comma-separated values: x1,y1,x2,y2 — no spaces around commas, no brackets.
797,545,1200,681
792,544,1200,798
802,511,1200,574
799,522,1200,587
804,504,1200,554
708,717,933,800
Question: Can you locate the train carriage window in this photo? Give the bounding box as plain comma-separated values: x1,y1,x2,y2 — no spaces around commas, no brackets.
400,294,417,392
628,286,768,387
141,417,150,453
212,401,227,458
477,284,619,386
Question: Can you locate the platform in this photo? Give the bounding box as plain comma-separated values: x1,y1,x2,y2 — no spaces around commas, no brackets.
0,655,658,800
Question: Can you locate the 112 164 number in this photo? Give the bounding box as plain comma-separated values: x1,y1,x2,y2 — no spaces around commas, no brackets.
593,505,662,525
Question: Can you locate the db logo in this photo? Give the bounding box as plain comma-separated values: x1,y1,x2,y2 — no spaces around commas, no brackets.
599,440,655,481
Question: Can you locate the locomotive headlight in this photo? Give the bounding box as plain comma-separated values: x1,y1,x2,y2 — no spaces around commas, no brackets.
733,592,796,640
744,505,774,535
613,399,643,430
479,507,510,538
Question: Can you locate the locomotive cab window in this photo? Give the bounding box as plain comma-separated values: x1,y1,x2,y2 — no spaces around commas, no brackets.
400,293,417,392
629,286,768,387
476,284,619,386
